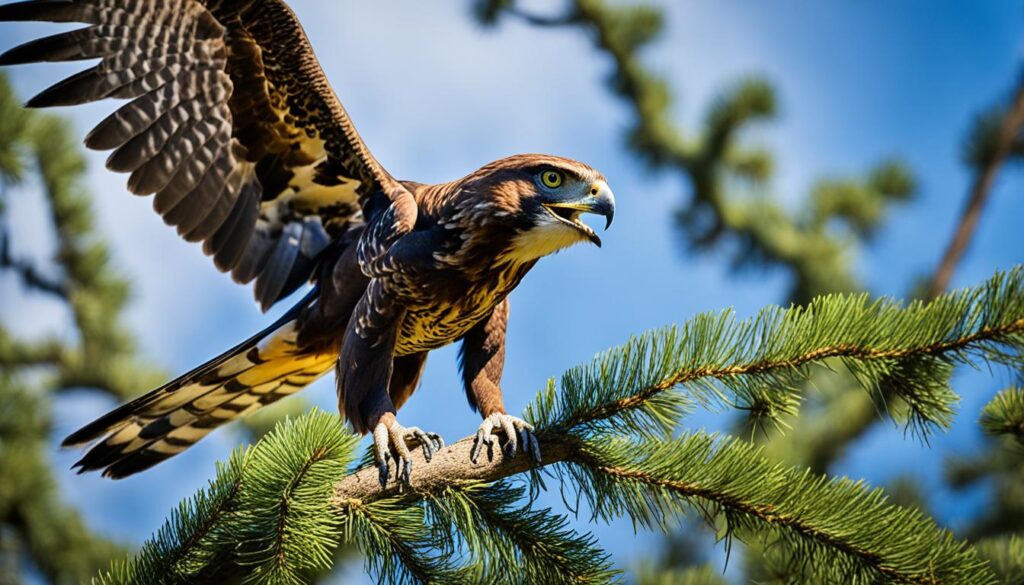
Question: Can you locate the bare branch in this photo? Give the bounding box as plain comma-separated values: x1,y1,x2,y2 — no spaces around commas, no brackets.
507,7,578,27
332,434,574,506
928,70,1024,299
0,230,69,298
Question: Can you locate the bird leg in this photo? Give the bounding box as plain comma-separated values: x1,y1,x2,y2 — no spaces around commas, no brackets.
470,412,541,464
372,412,444,487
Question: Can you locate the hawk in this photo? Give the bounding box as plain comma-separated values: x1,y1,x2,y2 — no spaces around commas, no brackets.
0,0,615,485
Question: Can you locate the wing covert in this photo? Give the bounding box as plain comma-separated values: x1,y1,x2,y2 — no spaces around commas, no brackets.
0,0,409,309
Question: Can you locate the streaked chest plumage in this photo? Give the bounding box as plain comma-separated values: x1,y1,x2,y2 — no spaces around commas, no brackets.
393,262,527,356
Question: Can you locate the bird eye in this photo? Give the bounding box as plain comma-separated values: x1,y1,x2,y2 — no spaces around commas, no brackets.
539,170,564,189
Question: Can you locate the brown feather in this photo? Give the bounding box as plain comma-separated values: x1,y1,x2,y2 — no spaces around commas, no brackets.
0,0,410,310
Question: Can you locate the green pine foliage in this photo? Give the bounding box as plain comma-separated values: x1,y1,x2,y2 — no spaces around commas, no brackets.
470,4,1024,583
0,374,126,584
4,4,1023,583
633,563,730,585
975,535,1024,585
96,410,360,585
424,483,617,584
569,433,991,584
0,71,162,583
98,267,1024,584
980,388,1024,446
531,266,1024,441
474,0,916,304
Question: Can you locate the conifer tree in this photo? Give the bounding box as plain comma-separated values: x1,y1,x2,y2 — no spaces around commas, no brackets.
96,265,1024,584
0,72,163,584
471,1,1024,582
3,3,1024,584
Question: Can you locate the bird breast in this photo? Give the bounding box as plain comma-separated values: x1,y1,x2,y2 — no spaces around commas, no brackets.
392,265,526,356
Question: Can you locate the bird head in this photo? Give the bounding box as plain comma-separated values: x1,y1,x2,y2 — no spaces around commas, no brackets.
459,154,615,264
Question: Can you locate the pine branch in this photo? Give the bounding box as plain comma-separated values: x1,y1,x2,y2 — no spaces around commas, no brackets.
0,230,69,298
94,454,245,585
333,265,1024,504
633,563,729,585
974,535,1024,584
423,482,618,584
481,0,915,304
0,327,64,367
571,434,993,585
231,411,359,583
107,267,1024,584
343,497,461,584
0,375,127,583
96,410,362,585
980,388,1024,446
0,71,161,583
334,431,995,584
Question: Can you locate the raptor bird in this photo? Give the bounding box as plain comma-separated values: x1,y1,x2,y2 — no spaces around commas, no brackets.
0,0,615,485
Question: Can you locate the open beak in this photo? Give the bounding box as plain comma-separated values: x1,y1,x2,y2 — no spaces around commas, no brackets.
542,180,616,247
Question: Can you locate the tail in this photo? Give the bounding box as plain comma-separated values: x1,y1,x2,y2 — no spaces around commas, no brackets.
63,302,336,479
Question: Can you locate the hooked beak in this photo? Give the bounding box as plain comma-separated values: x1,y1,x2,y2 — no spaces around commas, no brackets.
542,180,616,247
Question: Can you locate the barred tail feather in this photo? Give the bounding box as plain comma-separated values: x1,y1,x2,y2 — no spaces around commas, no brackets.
64,308,335,479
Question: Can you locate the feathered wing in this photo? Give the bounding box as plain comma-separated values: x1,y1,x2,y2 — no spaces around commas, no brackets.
0,0,413,310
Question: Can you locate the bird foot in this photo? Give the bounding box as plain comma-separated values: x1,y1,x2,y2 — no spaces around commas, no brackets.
470,413,542,464
372,418,444,488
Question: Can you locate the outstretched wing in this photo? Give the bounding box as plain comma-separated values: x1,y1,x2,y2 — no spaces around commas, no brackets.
0,0,412,309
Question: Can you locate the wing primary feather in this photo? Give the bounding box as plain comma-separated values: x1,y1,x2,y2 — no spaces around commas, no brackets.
106,101,200,173
254,221,302,311
164,152,233,235
231,228,272,284
183,166,244,242
2,0,394,312
25,65,113,107
127,119,226,195
211,183,258,271
153,127,226,212
85,68,227,151
0,0,91,24
0,26,99,64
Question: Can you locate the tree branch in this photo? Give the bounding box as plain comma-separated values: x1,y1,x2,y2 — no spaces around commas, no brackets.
928,70,1024,299
332,434,575,506
507,7,578,27
332,294,1024,505
0,231,69,298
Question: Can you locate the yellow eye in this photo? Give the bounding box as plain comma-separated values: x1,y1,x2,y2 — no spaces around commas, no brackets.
540,170,564,189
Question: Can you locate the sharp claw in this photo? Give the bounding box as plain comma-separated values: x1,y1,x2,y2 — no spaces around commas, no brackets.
470,414,539,464
372,420,442,489
528,431,542,463
504,437,517,459
412,430,434,462
401,459,413,484
471,430,483,464
498,418,517,459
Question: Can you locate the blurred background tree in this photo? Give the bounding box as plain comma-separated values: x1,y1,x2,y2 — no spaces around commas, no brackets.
0,72,161,584
1,1,1023,583
473,0,1024,581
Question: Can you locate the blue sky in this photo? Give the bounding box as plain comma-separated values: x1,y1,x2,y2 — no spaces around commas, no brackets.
2,0,1023,581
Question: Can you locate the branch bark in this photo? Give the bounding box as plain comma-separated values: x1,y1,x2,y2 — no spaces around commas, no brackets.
332,434,574,506
928,71,1024,299
332,312,1024,505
